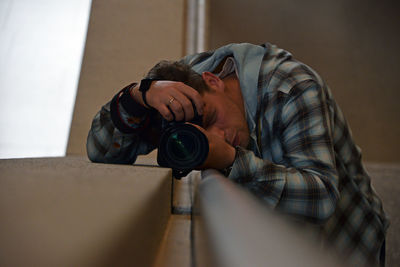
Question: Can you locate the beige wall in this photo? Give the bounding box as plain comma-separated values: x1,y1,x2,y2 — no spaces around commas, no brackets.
69,0,399,162
209,0,400,162
67,0,185,156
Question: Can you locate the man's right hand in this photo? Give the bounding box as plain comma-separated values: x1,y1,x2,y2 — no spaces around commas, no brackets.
131,81,204,122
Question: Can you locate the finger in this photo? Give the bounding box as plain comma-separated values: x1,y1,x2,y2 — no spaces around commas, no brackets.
168,100,185,121
169,91,195,121
157,105,174,121
175,82,204,115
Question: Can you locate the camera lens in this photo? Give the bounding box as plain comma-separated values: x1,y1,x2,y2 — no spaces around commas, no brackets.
168,132,196,161
158,124,209,172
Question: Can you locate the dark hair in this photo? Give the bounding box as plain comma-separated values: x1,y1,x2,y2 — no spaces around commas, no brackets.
145,60,210,94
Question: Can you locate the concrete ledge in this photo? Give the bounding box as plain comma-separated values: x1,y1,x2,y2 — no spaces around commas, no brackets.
153,215,191,267
0,156,171,267
136,151,201,215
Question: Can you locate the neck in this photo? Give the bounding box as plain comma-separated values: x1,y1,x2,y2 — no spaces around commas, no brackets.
223,74,246,114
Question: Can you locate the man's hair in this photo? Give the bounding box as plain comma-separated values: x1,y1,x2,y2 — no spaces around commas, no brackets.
145,60,211,94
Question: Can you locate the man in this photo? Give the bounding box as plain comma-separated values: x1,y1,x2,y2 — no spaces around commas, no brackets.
87,42,388,266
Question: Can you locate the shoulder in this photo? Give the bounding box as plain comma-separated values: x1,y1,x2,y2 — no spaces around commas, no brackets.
262,61,324,100
257,43,324,96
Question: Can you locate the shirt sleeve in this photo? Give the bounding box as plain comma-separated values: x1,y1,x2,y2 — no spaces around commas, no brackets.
228,82,339,224
86,83,159,164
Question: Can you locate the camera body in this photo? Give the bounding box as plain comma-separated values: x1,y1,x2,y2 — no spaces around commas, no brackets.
156,108,209,178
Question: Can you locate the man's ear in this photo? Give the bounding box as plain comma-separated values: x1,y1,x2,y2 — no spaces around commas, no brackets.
202,71,225,92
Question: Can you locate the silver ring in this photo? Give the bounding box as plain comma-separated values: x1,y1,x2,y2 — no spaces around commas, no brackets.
168,97,175,105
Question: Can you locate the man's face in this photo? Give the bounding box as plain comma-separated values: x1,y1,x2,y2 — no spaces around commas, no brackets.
201,90,250,148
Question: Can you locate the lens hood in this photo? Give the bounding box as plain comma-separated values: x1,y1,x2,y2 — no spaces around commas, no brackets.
157,123,209,178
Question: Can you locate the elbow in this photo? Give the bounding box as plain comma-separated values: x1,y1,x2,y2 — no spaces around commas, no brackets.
320,176,340,222
312,171,340,223
315,188,340,223
86,131,106,163
86,130,137,165
319,197,338,222
298,178,340,224
87,149,101,163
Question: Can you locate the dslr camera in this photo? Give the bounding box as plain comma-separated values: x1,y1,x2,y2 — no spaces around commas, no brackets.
156,105,209,178
137,75,210,179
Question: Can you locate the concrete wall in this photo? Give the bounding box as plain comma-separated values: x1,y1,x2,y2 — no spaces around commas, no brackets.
67,0,186,156
0,157,172,266
68,0,399,162
209,0,400,162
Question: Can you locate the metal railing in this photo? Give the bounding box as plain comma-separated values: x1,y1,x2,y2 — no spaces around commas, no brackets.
185,0,209,54
191,169,343,267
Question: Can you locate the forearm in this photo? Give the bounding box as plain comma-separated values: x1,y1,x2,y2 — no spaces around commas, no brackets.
228,147,339,223
87,83,158,164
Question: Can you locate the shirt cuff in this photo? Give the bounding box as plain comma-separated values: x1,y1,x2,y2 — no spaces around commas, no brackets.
227,146,249,181
110,83,150,134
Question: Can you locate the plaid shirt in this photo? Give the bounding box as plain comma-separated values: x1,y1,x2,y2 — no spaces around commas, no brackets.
87,43,389,266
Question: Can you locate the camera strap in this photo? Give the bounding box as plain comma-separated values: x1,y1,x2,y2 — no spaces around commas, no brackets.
139,78,162,108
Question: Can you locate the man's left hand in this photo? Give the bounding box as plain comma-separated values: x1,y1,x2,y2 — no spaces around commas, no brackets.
189,124,236,170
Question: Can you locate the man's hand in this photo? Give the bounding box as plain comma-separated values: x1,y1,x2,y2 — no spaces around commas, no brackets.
190,124,236,170
132,81,204,122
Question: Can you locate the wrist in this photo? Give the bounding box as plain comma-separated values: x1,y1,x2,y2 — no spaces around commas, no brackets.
222,146,240,176
118,83,150,117
130,83,150,109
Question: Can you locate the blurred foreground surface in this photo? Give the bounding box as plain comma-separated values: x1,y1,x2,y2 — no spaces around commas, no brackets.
0,156,398,266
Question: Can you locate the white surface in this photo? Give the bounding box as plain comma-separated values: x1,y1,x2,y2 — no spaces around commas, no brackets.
0,0,91,159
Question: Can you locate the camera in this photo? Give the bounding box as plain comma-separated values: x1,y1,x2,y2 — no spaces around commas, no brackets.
156,106,209,179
